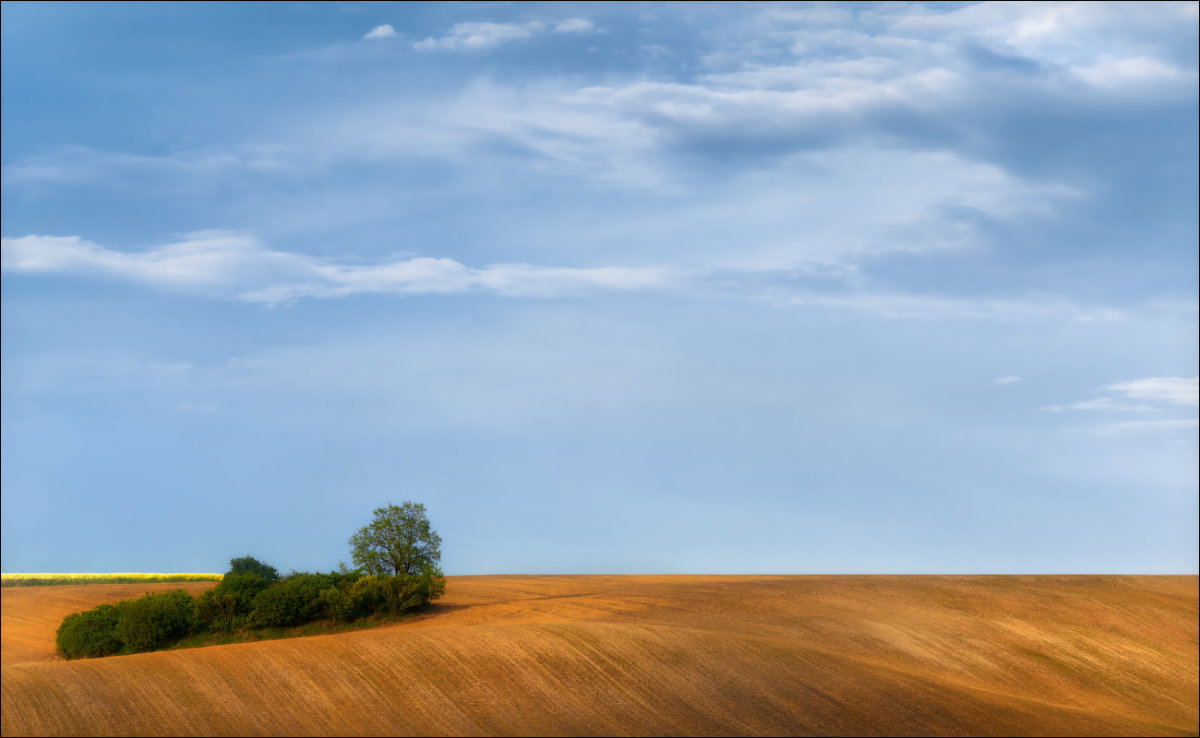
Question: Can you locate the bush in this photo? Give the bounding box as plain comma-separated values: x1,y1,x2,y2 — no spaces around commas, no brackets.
339,575,389,621
195,590,240,633
212,572,272,616
316,573,438,622
56,604,123,659
247,573,338,628
317,586,350,623
319,575,390,623
372,574,426,615
419,565,446,603
116,590,200,653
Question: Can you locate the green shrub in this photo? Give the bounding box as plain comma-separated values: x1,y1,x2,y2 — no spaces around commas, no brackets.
376,574,425,615
328,570,362,590
115,590,199,653
345,575,390,620
212,572,271,616
419,565,446,603
349,575,389,616
248,573,336,628
195,590,240,633
315,573,434,621
317,586,348,623
56,604,123,659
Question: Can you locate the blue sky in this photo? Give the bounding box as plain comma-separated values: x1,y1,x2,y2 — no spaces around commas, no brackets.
2,1,1197,575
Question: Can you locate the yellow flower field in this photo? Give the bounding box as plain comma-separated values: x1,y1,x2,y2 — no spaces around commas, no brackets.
1,573,222,587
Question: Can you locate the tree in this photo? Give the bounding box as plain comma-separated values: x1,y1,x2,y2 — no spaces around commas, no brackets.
226,555,280,582
213,556,279,617
349,502,442,576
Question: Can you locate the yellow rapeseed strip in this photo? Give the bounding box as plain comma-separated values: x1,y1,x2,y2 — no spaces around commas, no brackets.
1,573,222,587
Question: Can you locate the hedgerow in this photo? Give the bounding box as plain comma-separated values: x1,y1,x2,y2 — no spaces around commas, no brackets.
55,556,443,659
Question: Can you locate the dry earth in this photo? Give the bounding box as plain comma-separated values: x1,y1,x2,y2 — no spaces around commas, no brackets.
1,575,1196,736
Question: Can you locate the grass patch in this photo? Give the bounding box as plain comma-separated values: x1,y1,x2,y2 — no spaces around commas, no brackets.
2,573,223,587
169,611,421,651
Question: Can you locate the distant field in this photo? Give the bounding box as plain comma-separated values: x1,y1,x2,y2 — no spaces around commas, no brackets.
1,573,222,587
2,575,1196,736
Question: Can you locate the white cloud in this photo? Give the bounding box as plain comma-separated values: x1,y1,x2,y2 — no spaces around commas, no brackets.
1067,398,1156,412
769,290,1123,322
2,233,1129,323
363,24,396,41
412,17,593,51
1,145,259,189
414,21,544,52
887,1,1197,71
11,3,1188,202
1107,377,1200,407
1044,377,1198,434
1071,56,1196,90
554,18,595,34
995,376,1021,384
0,234,675,305
1091,418,1199,436
1042,398,1157,413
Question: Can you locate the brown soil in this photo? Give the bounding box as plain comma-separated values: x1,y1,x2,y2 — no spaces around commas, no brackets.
2,575,1196,736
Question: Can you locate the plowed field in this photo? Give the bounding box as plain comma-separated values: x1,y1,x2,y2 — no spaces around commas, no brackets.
2,576,1196,736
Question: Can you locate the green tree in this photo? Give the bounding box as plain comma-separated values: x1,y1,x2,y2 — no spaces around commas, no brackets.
227,555,280,582
349,502,442,577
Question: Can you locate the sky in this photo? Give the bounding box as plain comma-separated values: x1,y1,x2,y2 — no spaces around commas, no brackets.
2,1,1197,575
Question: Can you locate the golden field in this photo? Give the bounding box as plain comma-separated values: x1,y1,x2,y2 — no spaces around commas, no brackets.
1,575,1196,736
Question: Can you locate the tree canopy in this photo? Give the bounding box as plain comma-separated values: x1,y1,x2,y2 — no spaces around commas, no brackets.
226,555,280,582
349,502,442,577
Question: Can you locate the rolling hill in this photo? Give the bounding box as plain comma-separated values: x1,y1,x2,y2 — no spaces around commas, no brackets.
2,575,1196,736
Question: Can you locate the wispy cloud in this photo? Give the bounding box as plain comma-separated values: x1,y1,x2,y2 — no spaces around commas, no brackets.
554,18,595,34
1044,377,1198,436
1,145,266,189
0,234,675,305
1042,398,1157,413
1068,398,1157,412
414,21,544,52
1,232,1145,323
1090,418,1199,436
1107,377,1199,407
767,290,1123,322
995,376,1021,385
411,17,597,52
